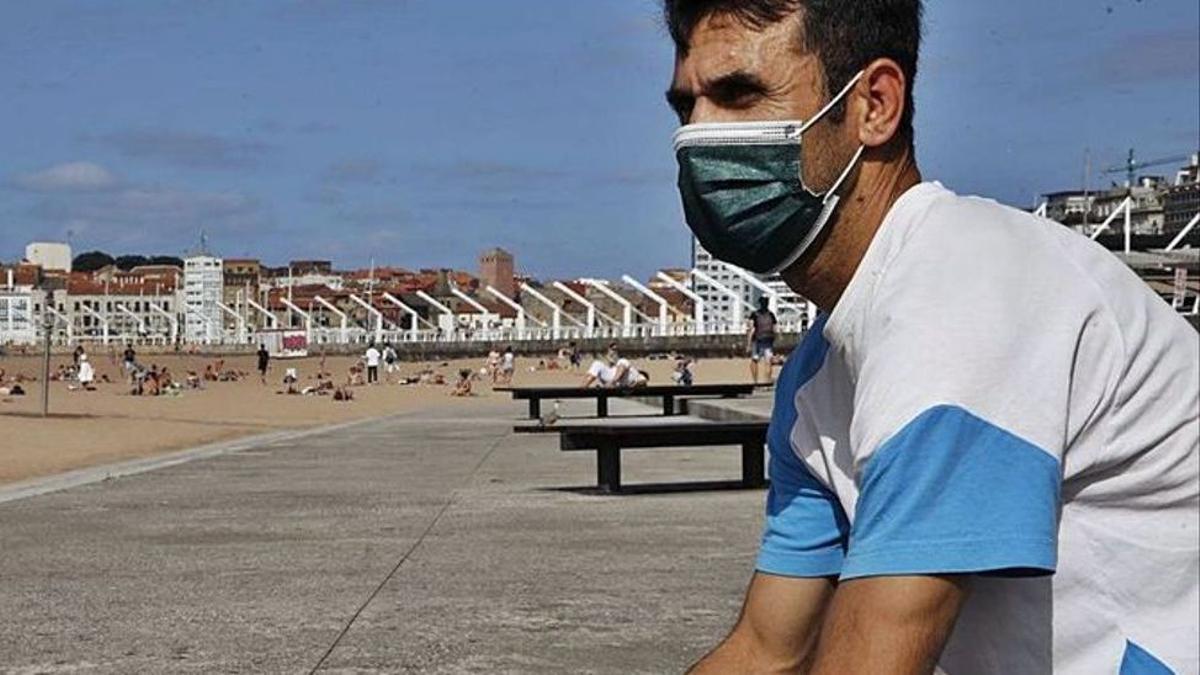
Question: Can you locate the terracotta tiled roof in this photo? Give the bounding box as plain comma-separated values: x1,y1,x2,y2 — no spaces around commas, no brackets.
66,279,170,296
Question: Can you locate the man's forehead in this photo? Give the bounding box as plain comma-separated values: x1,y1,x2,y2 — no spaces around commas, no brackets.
672,12,804,88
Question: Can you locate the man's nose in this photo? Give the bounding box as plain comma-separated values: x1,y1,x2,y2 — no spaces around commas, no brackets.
688,98,718,125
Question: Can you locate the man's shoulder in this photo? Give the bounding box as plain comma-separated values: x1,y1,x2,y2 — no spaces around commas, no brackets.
895,187,1063,266
875,186,1108,323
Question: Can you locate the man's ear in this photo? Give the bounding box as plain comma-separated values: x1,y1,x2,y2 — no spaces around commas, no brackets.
855,58,907,149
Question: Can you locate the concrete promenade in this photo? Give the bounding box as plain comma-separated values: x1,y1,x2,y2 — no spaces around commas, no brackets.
0,397,771,673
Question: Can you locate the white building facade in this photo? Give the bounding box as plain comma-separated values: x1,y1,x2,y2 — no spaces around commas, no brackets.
691,237,815,332
184,255,224,342
0,288,36,345
691,238,759,328
24,242,72,272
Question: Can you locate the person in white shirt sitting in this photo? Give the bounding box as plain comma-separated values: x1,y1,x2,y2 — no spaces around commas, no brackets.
583,354,648,389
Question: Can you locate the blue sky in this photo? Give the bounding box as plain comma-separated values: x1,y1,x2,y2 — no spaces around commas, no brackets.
2,0,1196,279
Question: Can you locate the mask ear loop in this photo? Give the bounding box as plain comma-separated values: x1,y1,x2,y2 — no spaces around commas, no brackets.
767,143,866,275
820,144,865,201
797,70,865,135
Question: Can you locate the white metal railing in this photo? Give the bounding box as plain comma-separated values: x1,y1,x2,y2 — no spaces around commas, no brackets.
6,310,820,349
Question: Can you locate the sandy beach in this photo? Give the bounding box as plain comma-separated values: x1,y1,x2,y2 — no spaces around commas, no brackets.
0,349,756,485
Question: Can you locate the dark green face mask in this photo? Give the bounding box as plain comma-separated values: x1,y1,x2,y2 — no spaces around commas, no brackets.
673,72,864,275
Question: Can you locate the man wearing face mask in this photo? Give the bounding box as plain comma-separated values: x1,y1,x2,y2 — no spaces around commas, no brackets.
664,2,1199,674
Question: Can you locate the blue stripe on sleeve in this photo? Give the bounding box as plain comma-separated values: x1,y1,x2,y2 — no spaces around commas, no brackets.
841,405,1061,580
756,317,850,578
1121,641,1175,674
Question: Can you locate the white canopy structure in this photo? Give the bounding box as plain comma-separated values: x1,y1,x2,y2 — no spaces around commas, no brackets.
621,275,670,334
114,302,148,338
581,279,639,337
246,297,279,330
450,286,498,330
1166,213,1199,252
486,285,542,334
78,303,111,344
1089,196,1134,254
415,290,454,333
551,282,598,336
522,283,585,339
655,272,705,328
279,297,312,339
690,268,754,329
216,301,247,343
312,295,349,343
382,292,430,341
348,294,385,344
44,305,73,343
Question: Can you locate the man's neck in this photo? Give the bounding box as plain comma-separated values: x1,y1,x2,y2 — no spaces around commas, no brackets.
783,147,921,313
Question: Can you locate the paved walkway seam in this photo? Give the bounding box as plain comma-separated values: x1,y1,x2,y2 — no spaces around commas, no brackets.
0,413,405,506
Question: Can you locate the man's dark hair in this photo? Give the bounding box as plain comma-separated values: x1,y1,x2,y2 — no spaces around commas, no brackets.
663,0,922,143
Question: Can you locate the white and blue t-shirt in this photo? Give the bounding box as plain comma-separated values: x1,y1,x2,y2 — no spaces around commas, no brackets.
760,182,1199,674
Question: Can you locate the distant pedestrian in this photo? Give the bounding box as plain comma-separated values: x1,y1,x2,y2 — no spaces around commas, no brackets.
76,354,95,391
672,354,695,387
364,343,381,384
256,344,270,385
122,344,137,384
72,344,85,367
486,348,502,384
499,345,516,385
568,341,582,370
747,296,777,385
383,343,399,383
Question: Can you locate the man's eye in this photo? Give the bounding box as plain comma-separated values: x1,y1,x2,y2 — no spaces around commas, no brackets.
715,89,759,108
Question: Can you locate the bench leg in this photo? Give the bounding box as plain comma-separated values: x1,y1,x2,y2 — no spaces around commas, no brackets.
597,443,621,493
597,396,608,418
662,394,674,416
529,399,541,420
742,441,766,488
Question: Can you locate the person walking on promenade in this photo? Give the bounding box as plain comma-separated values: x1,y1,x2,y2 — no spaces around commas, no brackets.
383,343,399,383
499,345,516,385
747,296,777,384
256,344,270,385
364,343,381,385
121,344,137,385
664,2,1199,672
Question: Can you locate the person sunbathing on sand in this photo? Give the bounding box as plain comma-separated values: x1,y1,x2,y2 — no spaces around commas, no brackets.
451,369,474,397
144,368,161,396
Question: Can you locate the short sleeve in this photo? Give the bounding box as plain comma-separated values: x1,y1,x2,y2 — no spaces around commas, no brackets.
586,361,604,378
834,212,1115,580
756,324,850,577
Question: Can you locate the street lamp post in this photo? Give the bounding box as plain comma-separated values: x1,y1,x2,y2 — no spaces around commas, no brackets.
40,312,55,417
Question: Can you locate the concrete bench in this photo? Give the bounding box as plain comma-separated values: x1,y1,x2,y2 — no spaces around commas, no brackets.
497,383,758,420
516,417,768,493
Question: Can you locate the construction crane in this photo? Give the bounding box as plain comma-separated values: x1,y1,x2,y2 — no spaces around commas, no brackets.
1103,148,1193,187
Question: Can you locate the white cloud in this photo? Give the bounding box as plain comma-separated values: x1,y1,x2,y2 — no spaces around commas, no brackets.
95,129,273,170
11,161,121,192
27,185,270,252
